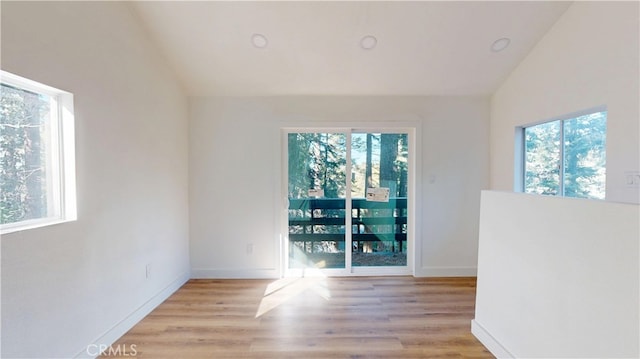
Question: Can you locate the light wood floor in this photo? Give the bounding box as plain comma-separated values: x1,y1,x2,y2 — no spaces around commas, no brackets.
105,276,494,358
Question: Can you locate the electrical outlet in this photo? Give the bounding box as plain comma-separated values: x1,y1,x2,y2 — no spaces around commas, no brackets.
246,243,254,254
145,263,151,279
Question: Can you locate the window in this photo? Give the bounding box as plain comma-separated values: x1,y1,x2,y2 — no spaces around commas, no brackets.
0,71,76,233
521,109,607,200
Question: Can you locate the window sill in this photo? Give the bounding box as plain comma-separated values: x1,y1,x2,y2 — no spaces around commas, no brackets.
0,217,76,236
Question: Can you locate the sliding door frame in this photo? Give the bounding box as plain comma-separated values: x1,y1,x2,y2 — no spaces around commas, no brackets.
280,125,417,277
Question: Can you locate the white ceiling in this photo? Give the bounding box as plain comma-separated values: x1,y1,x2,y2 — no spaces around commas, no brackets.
130,1,572,97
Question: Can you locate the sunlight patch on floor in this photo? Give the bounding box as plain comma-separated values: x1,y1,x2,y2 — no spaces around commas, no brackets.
255,271,330,318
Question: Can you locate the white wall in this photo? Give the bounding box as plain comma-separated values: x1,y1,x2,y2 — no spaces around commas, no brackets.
473,191,639,358
490,1,640,204
189,96,489,278
479,2,640,356
1,2,190,358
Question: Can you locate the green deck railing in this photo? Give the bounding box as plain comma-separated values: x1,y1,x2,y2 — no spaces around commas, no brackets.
288,197,407,253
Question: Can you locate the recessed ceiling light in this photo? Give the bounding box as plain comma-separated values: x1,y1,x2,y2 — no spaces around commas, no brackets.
491,37,511,52
251,34,268,49
360,35,377,50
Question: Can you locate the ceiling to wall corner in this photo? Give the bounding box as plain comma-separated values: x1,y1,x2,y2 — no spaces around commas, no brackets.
130,1,572,97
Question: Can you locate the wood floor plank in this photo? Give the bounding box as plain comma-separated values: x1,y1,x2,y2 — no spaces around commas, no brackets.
103,276,494,358
250,336,404,352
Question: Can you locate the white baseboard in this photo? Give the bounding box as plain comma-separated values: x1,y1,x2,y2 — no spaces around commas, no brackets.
75,271,190,358
471,319,514,359
415,266,477,277
193,267,474,278
191,268,279,279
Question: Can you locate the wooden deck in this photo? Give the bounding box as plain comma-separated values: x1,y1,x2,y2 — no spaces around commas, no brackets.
104,276,493,358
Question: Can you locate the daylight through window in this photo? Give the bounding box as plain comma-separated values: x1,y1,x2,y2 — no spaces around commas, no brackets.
0,71,76,233
523,110,607,200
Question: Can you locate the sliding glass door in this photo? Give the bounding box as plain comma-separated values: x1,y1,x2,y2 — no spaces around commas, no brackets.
350,133,408,268
285,129,411,275
287,132,347,270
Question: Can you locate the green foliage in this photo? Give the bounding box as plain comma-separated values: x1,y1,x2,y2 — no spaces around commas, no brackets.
0,84,49,224
288,133,347,199
377,133,408,197
563,112,607,199
395,134,409,197
288,132,408,200
524,111,606,200
525,121,560,195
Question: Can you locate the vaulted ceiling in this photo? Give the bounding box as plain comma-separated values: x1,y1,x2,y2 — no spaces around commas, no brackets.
130,1,572,96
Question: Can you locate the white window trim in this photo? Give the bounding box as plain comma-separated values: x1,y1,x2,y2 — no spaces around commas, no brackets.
0,71,77,235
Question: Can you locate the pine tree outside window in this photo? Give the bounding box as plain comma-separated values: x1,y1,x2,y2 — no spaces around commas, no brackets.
0,71,76,233
522,109,607,200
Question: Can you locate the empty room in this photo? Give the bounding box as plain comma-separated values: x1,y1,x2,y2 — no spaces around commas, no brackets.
1,1,638,358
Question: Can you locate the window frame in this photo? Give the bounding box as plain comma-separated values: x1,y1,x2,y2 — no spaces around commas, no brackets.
0,71,77,234
516,106,607,199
